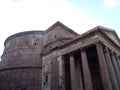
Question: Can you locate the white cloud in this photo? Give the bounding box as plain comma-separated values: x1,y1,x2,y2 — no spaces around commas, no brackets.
0,0,103,57
103,0,119,7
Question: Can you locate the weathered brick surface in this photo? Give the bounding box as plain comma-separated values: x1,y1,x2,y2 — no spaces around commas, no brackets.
44,26,77,46
51,59,59,90
0,52,42,69
0,31,44,90
0,22,79,90
0,68,41,90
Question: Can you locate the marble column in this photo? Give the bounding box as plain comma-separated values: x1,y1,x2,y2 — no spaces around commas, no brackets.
96,43,112,90
70,54,77,90
116,56,120,71
104,47,119,90
81,49,93,90
58,56,65,90
111,52,120,88
75,58,84,90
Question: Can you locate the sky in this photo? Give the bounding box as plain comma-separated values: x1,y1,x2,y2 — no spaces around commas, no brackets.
0,0,120,58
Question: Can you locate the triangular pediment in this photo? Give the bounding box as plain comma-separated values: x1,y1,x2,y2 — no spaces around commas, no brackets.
79,26,120,47
43,21,79,47
96,26,120,47
45,21,79,36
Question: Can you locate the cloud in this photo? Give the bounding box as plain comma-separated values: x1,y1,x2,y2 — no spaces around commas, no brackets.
0,0,103,57
103,0,119,7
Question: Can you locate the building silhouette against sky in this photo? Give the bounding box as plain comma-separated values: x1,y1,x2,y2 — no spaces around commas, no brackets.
0,21,120,90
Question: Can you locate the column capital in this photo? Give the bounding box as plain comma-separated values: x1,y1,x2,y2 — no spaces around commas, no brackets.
110,51,116,56
104,47,110,53
116,55,120,58
80,47,87,52
58,55,64,61
69,52,74,56
95,41,103,45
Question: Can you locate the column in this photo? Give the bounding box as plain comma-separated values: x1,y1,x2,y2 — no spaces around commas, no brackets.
96,43,112,90
116,56,120,71
75,58,84,90
104,48,119,90
111,52,120,88
58,56,65,90
81,49,93,90
69,54,77,90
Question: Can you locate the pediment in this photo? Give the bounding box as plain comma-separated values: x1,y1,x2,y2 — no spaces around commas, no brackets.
97,26,120,47
43,21,79,47
45,21,79,36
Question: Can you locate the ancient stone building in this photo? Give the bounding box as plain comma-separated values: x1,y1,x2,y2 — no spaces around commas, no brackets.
0,21,120,90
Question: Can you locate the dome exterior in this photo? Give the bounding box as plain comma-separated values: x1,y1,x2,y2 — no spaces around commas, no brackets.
0,21,79,90
0,31,44,90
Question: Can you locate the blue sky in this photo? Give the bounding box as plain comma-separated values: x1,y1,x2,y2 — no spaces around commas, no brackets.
0,0,120,58
68,0,120,30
